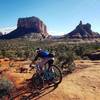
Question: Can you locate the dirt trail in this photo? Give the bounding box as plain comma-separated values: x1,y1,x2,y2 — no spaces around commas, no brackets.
0,60,100,100
35,60,100,100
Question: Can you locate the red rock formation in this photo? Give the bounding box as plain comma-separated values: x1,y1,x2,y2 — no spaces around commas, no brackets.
0,16,48,39
66,21,100,38
17,16,48,37
0,32,3,36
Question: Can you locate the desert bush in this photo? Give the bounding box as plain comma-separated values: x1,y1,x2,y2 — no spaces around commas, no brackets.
0,38,100,61
0,50,6,58
82,56,90,60
9,61,15,68
74,46,86,57
0,64,2,67
0,76,14,99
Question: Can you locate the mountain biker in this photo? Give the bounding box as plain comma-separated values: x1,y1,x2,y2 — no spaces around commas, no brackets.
30,48,54,74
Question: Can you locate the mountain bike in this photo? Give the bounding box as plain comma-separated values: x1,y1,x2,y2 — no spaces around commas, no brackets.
28,63,62,91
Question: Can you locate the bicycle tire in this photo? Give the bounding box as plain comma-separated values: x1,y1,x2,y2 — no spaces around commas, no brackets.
49,65,62,85
31,74,44,90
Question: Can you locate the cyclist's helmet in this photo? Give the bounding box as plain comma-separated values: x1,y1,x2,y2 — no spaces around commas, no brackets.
35,48,42,53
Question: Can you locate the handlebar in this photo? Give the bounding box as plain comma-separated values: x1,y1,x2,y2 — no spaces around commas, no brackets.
29,63,39,71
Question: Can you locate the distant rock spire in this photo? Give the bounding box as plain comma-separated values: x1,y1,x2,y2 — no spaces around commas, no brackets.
0,32,3,36
79,20,82,26
66,21,100,38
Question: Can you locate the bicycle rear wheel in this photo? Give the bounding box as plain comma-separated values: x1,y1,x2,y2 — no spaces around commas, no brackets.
31,74,44,90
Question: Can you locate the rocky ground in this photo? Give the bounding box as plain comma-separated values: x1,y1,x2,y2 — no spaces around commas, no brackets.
0,59,100,100
38,60,100,100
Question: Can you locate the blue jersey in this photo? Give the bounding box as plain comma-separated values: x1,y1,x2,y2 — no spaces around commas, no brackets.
39,51,49,58
34,50,54,61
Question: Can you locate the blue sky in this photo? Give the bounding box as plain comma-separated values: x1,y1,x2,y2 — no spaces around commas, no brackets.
0,0,100,35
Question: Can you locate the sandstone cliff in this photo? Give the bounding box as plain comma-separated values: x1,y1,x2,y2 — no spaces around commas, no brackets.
66,21,100,38
0,32,3,36
17,16,48,37
0,16,48,39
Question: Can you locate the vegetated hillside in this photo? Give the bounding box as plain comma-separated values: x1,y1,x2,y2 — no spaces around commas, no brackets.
0,38,100,61
64,21,100,39
0,16,48,39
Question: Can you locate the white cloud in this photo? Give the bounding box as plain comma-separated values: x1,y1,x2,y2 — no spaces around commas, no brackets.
48,30,65,36
0,26,16,34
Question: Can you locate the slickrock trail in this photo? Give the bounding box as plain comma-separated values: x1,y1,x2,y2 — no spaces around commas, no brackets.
0,60,100,100
34,60,100,100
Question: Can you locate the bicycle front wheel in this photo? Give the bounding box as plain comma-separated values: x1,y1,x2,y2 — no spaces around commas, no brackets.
49,65,62,85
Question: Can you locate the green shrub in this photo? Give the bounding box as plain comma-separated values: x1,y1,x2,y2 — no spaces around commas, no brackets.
0,64,2,67
0,39,100,61
0,76,14,98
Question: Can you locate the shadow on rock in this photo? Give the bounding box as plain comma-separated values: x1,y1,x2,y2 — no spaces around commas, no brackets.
11,80,58,100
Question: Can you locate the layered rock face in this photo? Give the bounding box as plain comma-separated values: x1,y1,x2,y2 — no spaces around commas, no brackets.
0,16,48,39
66,21,100,38
17,16,48,37
0,32,3,36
